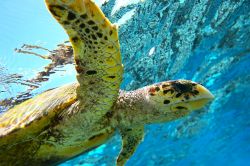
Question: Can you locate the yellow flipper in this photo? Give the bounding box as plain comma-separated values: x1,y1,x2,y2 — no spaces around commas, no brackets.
45,0,123,118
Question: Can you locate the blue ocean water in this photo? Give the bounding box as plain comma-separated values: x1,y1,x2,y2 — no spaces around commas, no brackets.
0,0,250,166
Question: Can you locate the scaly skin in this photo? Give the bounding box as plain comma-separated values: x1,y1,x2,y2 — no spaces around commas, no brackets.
0,0,214,165
0,80,213,166
44,0,124,126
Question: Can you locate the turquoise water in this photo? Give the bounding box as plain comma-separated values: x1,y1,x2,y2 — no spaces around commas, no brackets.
0,0,250,166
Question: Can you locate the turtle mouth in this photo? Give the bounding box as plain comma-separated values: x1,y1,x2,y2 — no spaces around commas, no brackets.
185,97,214,110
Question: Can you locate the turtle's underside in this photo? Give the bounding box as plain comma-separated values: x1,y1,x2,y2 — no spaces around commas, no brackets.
0,0,214,166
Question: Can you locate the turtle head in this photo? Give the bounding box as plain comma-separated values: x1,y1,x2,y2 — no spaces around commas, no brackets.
144,80,214,123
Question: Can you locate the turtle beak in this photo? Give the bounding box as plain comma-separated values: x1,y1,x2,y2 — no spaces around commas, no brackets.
187,84,214,110
196,84,214,100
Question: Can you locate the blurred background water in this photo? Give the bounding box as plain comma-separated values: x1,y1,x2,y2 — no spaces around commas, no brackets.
0,0,250,166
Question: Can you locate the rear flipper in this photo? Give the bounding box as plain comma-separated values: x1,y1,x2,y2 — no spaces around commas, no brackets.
117,126,144,166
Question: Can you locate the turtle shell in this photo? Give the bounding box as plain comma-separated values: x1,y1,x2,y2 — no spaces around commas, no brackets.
0,83,78,146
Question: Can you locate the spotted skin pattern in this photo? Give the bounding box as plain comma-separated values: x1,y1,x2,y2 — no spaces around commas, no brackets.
117,127,144,166
0,0,214,165
0,80,212,165
45,0,123,121
148,80,202,111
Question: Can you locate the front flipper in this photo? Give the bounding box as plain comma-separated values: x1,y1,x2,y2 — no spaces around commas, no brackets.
117,126,144,166
45,0,123,121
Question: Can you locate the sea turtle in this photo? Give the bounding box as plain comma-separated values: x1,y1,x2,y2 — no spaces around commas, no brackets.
0,0,214,165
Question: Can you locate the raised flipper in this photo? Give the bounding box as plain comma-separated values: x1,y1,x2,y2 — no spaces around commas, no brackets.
117,126,144,166
44,0,123,120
